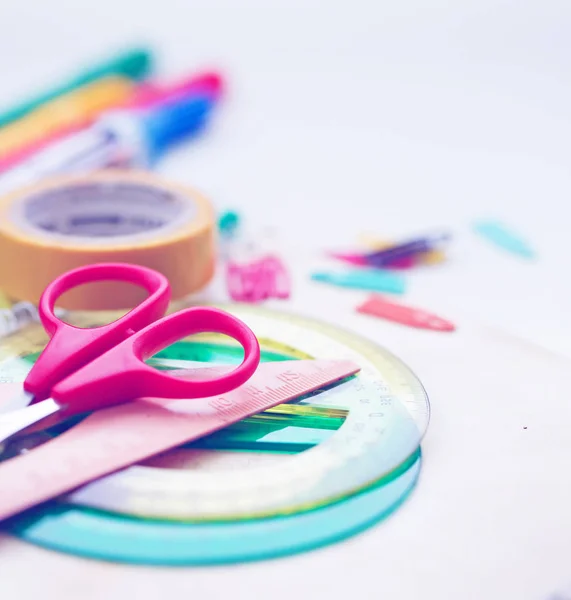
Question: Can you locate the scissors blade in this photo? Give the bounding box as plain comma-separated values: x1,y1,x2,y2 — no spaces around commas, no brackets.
2,389,34,413
0,398,60,447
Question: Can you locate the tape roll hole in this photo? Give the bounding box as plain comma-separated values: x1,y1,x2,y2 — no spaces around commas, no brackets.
17,181,191,241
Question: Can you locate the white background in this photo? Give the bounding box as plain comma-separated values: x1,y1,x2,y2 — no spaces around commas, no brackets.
0,1,570,598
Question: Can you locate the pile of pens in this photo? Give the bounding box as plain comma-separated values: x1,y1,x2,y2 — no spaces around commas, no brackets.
0,46,223,193
313,231,450,295
311,232,456,332
310,218,535,332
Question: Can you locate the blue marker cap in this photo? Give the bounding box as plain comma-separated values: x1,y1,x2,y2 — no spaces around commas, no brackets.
140,94,215,162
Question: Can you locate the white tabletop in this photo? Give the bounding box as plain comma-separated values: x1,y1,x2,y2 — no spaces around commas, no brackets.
1,1,571,598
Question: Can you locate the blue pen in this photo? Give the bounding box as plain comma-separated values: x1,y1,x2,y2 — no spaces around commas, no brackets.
361,233,450,267
0,94,215,195
330,233,450,268
311,268,406,294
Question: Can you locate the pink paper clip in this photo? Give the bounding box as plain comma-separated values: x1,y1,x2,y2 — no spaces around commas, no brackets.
220,218,291,303
225,254,291,303
262,255,291,299
226,259,268,302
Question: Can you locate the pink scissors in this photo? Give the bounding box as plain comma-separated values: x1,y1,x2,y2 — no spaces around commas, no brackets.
0,262,260,447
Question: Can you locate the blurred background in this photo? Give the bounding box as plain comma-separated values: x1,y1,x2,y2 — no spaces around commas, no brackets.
0,0,570,351
0,6,571,596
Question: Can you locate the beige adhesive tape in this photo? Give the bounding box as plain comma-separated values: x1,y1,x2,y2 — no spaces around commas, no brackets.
0,169,216,310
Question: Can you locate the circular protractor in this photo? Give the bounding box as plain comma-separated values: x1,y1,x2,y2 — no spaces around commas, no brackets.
2,452,421,566
0,304,429,521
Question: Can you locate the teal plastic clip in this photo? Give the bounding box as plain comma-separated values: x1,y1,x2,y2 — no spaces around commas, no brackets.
311,268,406,294
473,220,535,259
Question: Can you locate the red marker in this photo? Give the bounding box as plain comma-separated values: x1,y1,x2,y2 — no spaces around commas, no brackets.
356,294,456,332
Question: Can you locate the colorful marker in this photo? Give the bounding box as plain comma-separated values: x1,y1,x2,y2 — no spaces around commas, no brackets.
0,47,152,129
0,94,216,195
0,76,138,160
0,71,224,169
328,251,416,270
342,233,450,268
329,233,450,269
358,233,447,265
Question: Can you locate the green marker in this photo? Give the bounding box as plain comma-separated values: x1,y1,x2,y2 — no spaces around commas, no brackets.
0,46,153,129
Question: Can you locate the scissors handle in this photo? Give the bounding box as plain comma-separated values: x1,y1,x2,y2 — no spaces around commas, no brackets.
25,263,171,401
49,306,260,414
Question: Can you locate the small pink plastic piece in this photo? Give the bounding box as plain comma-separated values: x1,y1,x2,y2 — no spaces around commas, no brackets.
263,255,291,299
226,260,268,302
226,255,291,302
356,294,456,332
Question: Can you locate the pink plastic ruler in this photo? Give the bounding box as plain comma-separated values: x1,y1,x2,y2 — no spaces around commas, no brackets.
0,359,359,521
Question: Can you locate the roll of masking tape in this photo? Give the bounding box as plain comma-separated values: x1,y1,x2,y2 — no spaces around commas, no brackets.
0,170,216,310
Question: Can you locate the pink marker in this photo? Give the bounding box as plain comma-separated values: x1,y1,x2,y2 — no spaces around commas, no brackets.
127,71,224,109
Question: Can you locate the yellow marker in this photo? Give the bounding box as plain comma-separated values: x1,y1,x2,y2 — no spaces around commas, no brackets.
357,233,446,265
0,76,137,158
